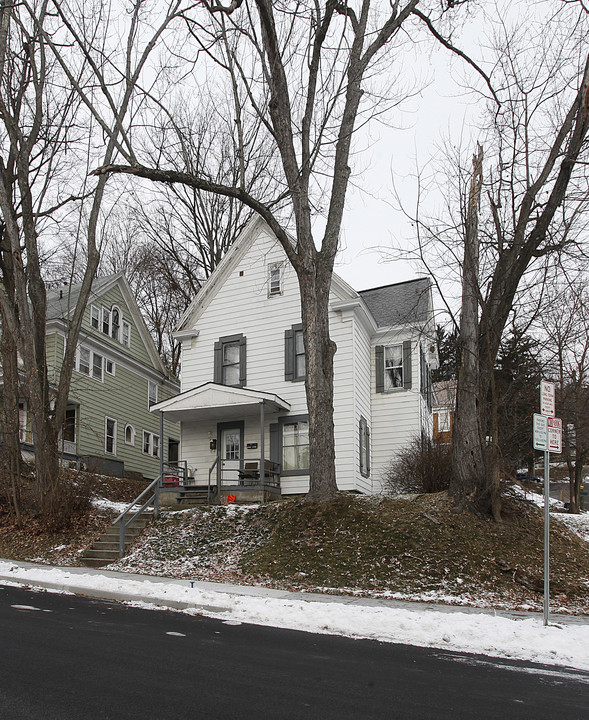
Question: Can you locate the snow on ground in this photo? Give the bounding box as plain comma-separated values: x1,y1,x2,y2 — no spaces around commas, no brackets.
1,560,588,673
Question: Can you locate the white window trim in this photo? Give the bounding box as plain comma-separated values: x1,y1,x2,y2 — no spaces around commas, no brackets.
122,321,131,348
384,344,404,391
105,417,117,455
125,423,136,446
110,305,121,342
148,380,158,408
143,430,160,458
90,305,100,330
268,262,284,297
105,358,115,376
75,345,104,382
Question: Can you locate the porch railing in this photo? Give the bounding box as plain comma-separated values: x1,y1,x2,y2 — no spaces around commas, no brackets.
210,458,281,504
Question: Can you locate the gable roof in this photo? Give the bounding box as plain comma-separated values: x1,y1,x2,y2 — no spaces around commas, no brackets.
358,277,432,328
46,273,171,379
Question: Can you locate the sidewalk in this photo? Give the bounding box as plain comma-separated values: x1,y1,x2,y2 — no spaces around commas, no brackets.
1,558,587,625
3,558,589,671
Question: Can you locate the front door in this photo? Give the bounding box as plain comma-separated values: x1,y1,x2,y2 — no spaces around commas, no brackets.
218,422,244,484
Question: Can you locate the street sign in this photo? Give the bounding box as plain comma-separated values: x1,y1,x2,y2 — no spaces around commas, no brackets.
540,380,555,417
533,413,548,451
548,417,562,454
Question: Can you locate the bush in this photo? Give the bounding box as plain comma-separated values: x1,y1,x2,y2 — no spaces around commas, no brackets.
383,437,452,495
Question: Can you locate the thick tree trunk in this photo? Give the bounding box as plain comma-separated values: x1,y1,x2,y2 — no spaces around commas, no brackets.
298,260,338,501
450,145,501,519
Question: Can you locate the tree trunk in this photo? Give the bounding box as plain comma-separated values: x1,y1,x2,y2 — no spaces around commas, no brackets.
297,258,338,501
450,146,489,514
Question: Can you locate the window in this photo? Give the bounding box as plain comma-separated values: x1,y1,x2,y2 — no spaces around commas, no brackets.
375,341,412,393
105,417,117,455
148,380,158,408
91,305,100,329
78,346,91,375
76,346,103,381
268,262,283,297
437,409,450,433
63,407,76,443
105,359,115,375
143,431,160,458
125,424,135,446
122,321,131,347
102,307,110,336
92,351,103,381
384,344,403,389
111,307,120,341
214,334,246,387
284,324,305,381
359,416,370,478
282,419,309,473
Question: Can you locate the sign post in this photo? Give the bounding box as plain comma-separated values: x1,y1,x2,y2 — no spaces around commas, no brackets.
534,381,561,627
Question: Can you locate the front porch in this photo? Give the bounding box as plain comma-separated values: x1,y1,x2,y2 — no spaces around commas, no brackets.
152,382,291,504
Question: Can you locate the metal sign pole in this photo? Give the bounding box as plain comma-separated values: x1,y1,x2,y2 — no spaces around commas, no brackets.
543,448,550,626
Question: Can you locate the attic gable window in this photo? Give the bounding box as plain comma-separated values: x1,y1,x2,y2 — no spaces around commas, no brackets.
91,305,100,329
122,321,131,347
375,341,412,393
111,306,120,341
268,262,283,297
102,307,110,335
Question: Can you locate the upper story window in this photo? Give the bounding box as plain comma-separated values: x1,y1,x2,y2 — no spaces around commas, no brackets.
76,345,103,381
214,334,246,387
91,303,131,348
375,341,412,393
148,380,158,408
91,305,100,329
284,324,306,382
111,307,121,341
268,262,283,297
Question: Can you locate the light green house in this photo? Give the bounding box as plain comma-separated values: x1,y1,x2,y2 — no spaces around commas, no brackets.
20,274,180,480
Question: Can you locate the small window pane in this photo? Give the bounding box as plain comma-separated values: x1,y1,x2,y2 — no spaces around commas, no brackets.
92,353,103,380
79,347,90,375
122,322,130,347
91,306,100,329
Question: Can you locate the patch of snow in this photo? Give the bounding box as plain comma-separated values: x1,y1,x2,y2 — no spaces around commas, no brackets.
1,560,588,672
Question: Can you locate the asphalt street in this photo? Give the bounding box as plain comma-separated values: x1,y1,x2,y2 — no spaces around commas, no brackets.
1,584,588,720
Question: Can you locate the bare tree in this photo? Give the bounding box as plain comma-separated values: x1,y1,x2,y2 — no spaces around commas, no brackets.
448,13,589,519
540,278,589,514
0,1,170,517
56,0,485,501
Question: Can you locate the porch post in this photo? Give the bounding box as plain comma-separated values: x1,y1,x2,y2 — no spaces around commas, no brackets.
259,401,265,484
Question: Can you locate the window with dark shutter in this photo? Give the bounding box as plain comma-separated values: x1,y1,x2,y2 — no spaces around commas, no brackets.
214,334,247,387
359,416,370,477
376,341,412,392
284,324,305,381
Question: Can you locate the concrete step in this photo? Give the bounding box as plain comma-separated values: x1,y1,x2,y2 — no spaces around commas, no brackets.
79,557,114,568
79,510,153,567
81,548,123,560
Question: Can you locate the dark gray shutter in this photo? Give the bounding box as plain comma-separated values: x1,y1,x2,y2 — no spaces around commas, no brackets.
403,340,412,389
375,346,384,393
366,425,370,475
213,341,222,384
284,328,294,381
239,335,247,387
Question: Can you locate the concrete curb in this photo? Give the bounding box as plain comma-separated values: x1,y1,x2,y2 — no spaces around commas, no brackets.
1,559,588,626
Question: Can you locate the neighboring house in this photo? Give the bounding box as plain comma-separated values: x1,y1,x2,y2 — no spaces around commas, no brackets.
153,217,438,496
432,380,457,445
16,274,180,480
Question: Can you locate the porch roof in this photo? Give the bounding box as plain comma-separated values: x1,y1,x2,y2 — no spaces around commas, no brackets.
151,382,291,422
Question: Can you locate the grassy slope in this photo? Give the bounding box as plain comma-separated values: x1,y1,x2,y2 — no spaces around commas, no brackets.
2,472,588,613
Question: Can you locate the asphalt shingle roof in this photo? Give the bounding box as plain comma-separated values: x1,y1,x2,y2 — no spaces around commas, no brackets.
45,274,120,320
358,277,431,328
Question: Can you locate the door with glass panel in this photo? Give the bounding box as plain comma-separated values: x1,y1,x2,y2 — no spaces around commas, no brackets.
218,422,243,483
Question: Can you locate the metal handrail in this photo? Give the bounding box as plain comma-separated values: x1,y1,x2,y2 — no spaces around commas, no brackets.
115,476,160,557
208,457,219,505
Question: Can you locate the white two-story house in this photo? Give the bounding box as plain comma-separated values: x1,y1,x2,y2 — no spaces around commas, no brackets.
153,217,437,498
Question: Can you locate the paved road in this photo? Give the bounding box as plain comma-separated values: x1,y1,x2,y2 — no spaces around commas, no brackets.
1,585,588,720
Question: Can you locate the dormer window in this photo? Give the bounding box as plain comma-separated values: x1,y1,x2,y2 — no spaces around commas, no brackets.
268,262,283,297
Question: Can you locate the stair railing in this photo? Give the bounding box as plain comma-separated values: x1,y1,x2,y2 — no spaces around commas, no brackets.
208,457,219,505
114,476,161,557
